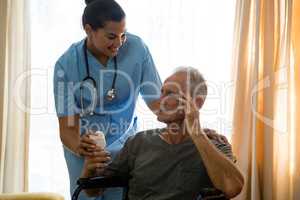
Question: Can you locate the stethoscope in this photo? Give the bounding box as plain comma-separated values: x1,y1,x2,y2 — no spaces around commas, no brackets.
80,39,118,117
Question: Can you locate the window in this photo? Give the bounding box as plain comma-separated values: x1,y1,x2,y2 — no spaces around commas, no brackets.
29,0,236,199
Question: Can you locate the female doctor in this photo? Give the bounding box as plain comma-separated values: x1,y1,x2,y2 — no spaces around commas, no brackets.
53,0,161,199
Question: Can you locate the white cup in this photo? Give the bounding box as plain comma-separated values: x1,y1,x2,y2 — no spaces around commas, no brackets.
89,131,106,149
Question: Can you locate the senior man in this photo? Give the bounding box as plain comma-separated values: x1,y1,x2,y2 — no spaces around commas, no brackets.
81,67,244,199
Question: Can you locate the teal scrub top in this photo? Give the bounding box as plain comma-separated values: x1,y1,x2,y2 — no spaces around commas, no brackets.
53,33,162,146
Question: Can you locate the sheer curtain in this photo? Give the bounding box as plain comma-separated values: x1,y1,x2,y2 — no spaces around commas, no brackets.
29,0,236,199
231,0,300,199
0,0,31,193
292,0,300,198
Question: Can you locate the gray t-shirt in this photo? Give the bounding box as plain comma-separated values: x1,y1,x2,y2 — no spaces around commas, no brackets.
104,128,235,200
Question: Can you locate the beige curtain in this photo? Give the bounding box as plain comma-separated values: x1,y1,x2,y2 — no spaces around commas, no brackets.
0,0,31,193
231,0,300,199
292,0,300,198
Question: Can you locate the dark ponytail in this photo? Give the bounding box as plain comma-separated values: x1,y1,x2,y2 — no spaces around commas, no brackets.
85,0,95,4
82,0,126,30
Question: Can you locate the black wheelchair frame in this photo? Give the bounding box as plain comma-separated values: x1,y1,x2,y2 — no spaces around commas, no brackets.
72,176,229,200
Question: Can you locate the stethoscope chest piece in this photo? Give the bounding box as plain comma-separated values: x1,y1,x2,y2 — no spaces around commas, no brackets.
80,38,118,116
106,88,116,101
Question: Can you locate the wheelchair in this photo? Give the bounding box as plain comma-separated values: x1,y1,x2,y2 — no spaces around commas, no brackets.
72,176,229,200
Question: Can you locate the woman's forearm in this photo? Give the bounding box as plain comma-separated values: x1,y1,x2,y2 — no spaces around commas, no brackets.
58,115,81,155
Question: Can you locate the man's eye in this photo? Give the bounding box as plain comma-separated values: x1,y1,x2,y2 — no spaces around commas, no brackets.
108,36,116,40
167,92,175,96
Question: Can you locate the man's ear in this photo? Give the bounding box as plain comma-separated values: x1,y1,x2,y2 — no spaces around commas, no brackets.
195,96,204,109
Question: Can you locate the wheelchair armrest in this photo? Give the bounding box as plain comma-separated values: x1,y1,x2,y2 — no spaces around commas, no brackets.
72,176,129,200
77,176,129,189
199,188,229,200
